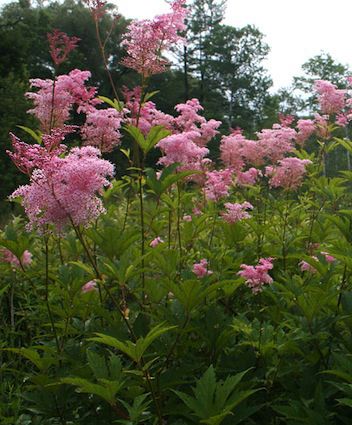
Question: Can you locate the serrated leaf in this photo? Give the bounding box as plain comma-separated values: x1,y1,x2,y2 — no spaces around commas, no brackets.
87,350,109,380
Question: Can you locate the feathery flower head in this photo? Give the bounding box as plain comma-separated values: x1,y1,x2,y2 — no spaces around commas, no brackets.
81,108,123,152
10,147,114,232
0,248,32,269
221,201,253,224
7,126,76,176
296,119,315,145
150,236,164,248
238,257,274,294
121,0,187,77
26,69,100,132
204,168,233,201
266,157,311,190
47,29,80,66
314,80,345,115
193,258,213,278
81,280,98,293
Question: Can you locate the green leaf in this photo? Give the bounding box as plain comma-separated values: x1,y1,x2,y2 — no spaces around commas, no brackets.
336,137,352,154
0,284,9,298
125,125,147,152
143,90,159,102
17,125,42,143
118,393,151,424
98,96,124,111
89,323,176,363
337,398,352,408
88,334,136,361
4,348,43,370
144,126,170,154
173,366,256,425
60,377,123,405
87,350,109,380
69,261,95,278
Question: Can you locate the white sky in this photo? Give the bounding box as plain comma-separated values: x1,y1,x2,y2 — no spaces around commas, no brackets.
1,0,352,90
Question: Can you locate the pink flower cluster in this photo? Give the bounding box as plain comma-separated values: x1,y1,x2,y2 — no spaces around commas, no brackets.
81,108,123,152
238,257,274,294
204,168,233,201
236,168,261,186
10,147,114,231
266,157,312,190
150,236,164,247
173,99,221,147
314,80,345,115
7,126,77,175
26,69,100,132
296,119,316,145
84,0,107,21
121,0,187,77
314,113,330,138
154,100,222,174
81,279,98,293
0,248,32,269
221,202,253,224
256,125,297,163
299,252,336,273
47,29,80,66
193,259,213,278
157,132,209,171
220,124,296,172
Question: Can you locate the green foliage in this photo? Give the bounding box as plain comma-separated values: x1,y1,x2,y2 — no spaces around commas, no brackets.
174,366,257,425
3,1,352,425
89,323,176,363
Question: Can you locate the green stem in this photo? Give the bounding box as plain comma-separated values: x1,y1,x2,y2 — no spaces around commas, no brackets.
44,235,60,355
281,193,290,272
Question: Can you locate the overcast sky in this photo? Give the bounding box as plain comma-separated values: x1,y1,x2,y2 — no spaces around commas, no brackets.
1,0,352,90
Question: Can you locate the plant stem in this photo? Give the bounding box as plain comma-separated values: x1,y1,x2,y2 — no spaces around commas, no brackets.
44,235,60,354
94,20,120,103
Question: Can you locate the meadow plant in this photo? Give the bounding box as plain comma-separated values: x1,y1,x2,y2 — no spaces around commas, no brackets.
3,2,352,424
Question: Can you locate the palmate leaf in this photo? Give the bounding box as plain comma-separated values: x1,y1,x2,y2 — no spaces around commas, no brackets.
89,323,176,363
173,366,257,425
